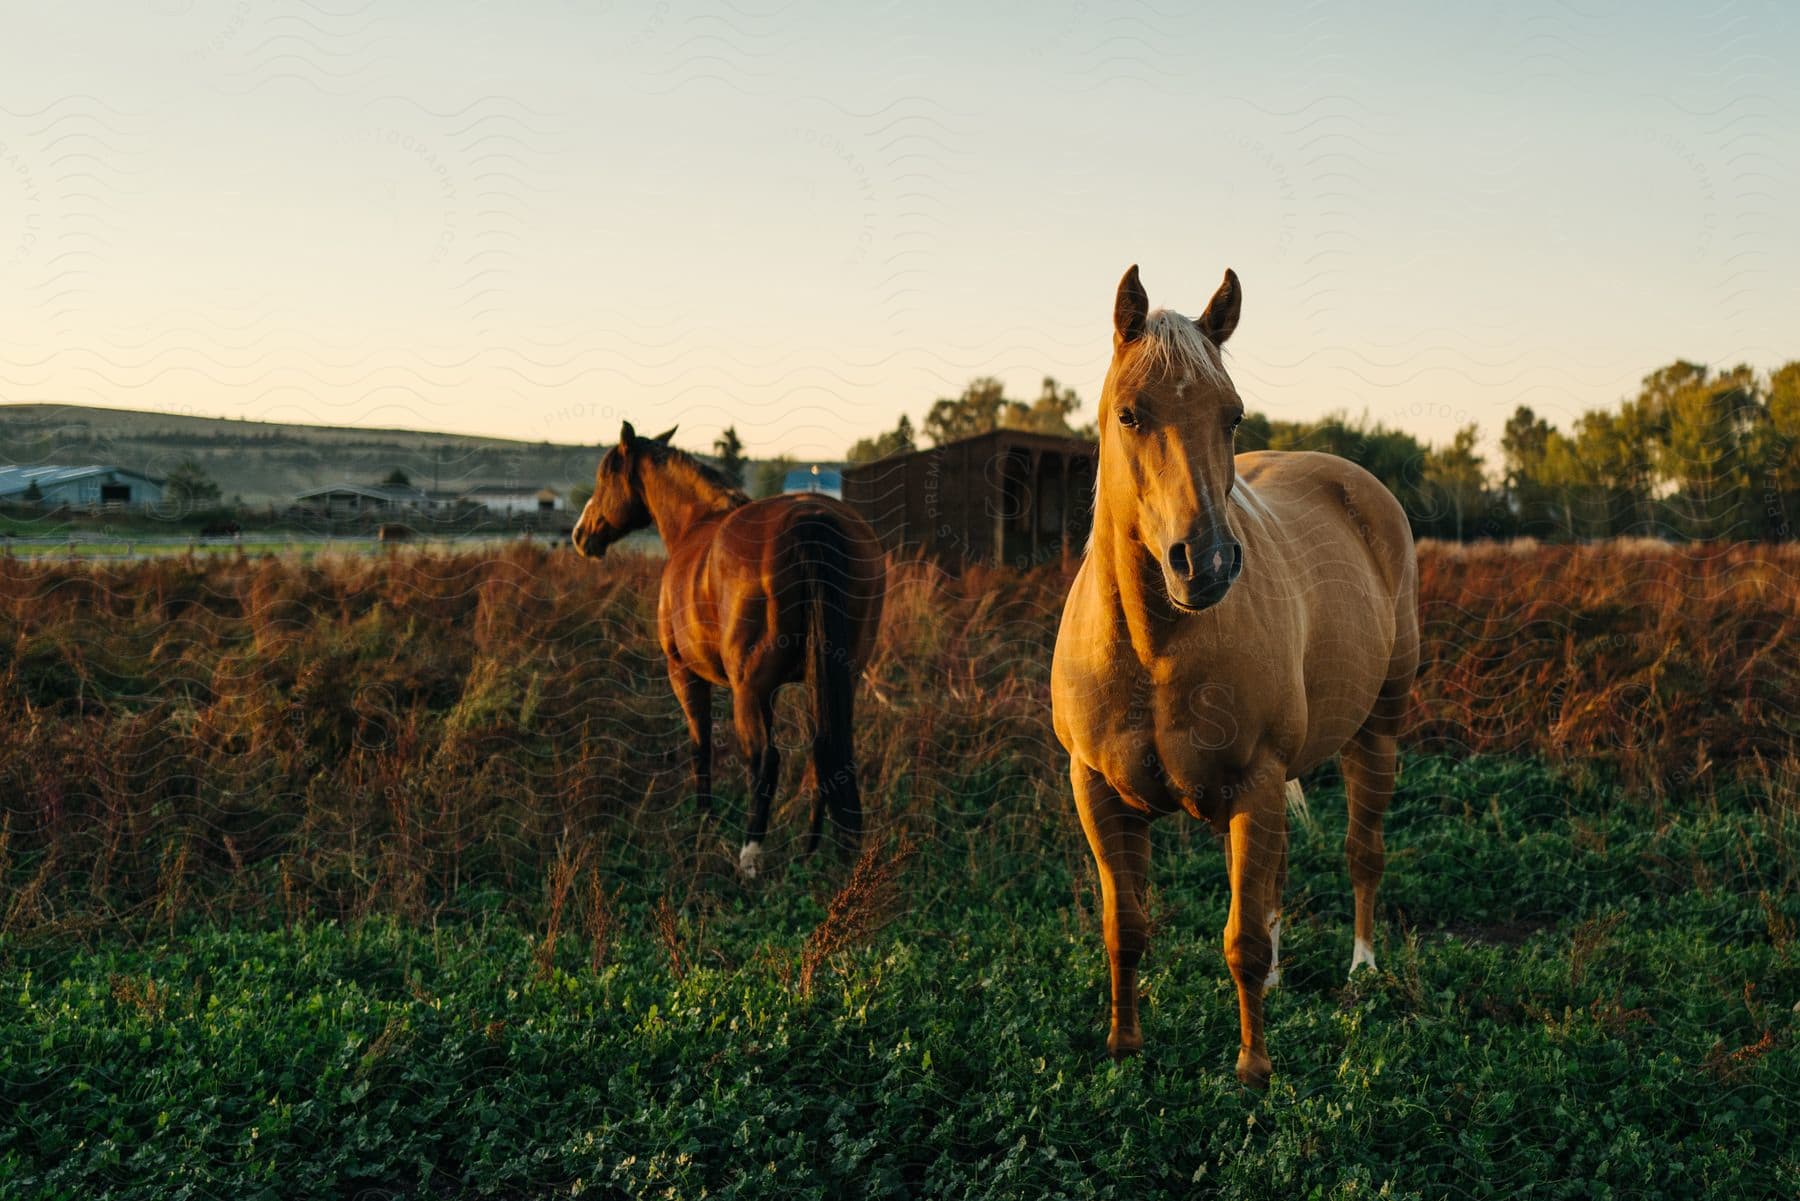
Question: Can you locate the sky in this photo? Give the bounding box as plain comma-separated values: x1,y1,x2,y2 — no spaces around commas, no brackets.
2,1,1797,462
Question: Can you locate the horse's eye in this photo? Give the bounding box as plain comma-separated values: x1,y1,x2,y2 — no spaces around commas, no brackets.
1228,414,1243,433
1117,407,1139,429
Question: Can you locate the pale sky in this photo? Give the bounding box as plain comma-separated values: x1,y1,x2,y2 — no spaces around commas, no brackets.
3,1,1796,461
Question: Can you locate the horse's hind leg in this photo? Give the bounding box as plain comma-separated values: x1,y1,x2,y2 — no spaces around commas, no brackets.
809,689,860,858
1341,726,1396,977
733,689,779,879
668,662,713,817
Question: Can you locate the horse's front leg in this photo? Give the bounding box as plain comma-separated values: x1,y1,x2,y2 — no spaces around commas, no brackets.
1072,762,1153,1058
668,662,713,817
1224,771,1289,1089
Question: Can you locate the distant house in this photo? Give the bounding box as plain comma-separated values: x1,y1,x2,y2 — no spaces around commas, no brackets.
0,464,166,508
461,484,564,514
782,465,843,498
293,482,433,516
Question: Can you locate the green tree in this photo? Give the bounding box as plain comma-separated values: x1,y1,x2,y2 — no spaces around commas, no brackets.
1756,362,1800,536
1571,407,1654,535
1003,377,1086,438
1536,430,1588,539
166,460,223,506
1265,412,1431,521
712,427,747,487
754,456,796,498
1235,411,1273,452
382,468,412,487
1501,406,1557,534
1424,425,1487,541
1766,363,1800,483
1652,363,1761,538
847,414,916,464
924,378,1017,445
1634,360,1710,421
1501,406,1552,490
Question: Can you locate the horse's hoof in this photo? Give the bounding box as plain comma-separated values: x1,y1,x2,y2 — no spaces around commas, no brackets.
1106,1028,1143,1059
1235,1048,1273,1090
736,841,762,880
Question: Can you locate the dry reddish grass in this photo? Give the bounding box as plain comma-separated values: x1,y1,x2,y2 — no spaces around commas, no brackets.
0,541,1792,928
1410,541,1798,797
799,836,916,997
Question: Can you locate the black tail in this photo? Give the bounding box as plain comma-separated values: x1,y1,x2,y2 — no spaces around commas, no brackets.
795,515,860,855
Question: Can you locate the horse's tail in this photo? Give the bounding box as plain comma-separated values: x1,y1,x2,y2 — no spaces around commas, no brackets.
795,514,861,855
1284,778,1314,833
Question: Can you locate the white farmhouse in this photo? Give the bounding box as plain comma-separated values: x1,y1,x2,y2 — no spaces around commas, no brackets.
461,484,564,515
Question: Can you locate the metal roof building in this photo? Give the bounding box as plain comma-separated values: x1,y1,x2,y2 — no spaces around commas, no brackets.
840,430,1096,567
782,465,843,498
293,482,434,514
0,465,166,507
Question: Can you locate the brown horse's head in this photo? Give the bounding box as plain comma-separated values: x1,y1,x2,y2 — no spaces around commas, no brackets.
572,420,677,559
1101,264,1245,612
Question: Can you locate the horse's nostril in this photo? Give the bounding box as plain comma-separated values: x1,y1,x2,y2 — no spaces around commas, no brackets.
1167,541,1192,579
1229,542,1244,579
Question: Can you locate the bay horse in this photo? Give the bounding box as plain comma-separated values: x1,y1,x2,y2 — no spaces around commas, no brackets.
1051,266,1419,1088
572,422,885,877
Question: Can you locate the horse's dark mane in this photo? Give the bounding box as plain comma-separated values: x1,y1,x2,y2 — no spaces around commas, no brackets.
646,442,749,506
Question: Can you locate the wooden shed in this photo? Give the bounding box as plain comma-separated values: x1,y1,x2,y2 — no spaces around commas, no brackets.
840,429,1097,567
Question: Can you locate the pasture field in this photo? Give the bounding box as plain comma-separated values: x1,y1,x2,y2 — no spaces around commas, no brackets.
0,544,1795,1199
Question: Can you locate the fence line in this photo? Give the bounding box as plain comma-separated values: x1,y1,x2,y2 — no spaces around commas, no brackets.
0,530,584,562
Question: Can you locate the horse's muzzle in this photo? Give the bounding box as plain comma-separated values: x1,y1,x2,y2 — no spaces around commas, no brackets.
1164,536,1241,612
571,529,606,560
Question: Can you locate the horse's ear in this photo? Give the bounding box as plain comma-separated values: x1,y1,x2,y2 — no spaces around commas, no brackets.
651,425,677,443
1114,264,1148,346
1196,269,1241,346
620,421,638,449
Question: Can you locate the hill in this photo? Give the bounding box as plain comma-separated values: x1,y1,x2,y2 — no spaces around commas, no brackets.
0,404,612,505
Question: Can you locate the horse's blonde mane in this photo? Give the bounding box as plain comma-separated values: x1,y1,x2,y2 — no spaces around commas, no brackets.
1136,309,1232,392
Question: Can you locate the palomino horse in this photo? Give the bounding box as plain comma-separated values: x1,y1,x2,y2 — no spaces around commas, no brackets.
1051,266,1419,1088
572,423,886,876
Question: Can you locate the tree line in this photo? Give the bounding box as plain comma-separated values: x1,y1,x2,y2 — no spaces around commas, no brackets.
833,359,1800,542
143,356,1784,538
846,376,1093,464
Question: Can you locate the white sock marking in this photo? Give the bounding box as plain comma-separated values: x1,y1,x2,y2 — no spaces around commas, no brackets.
1264,913,1282,990
1349,937,1377,978
737,841,762,879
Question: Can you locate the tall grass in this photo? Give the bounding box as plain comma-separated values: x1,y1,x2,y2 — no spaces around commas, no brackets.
1411,540,1798,798
0,542,1793,932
